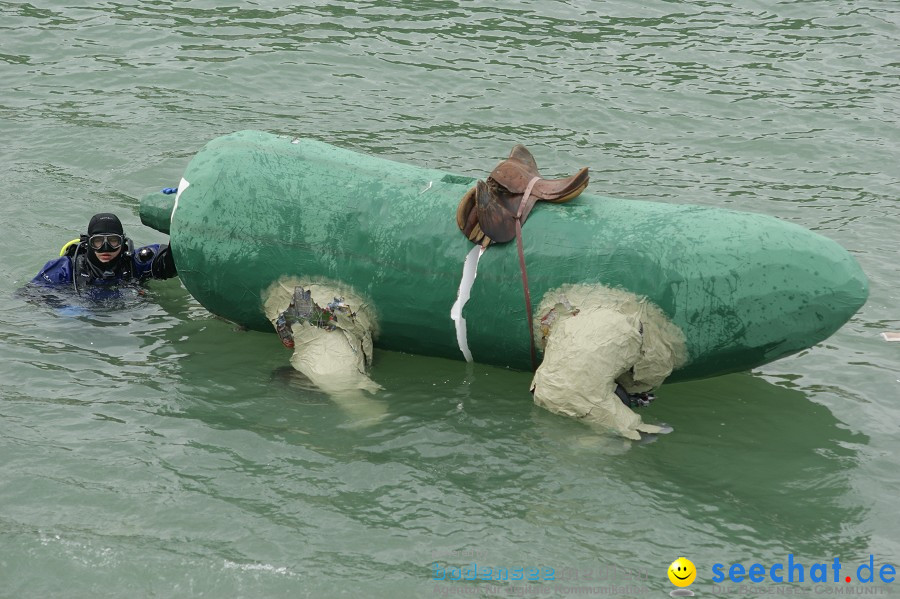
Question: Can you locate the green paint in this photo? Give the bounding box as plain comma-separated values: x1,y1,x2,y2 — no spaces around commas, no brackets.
142,130,868,381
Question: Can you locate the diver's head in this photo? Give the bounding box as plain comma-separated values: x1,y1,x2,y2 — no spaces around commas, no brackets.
86,213,125,265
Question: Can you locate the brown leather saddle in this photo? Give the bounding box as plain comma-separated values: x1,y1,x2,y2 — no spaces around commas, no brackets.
455,145,589,371
456,144,589,246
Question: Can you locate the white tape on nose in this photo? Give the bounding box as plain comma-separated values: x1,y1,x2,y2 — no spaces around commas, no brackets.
450,245,485,362
170,177,190,226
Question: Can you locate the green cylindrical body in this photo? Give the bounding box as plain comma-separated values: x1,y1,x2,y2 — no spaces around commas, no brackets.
142,130,868,380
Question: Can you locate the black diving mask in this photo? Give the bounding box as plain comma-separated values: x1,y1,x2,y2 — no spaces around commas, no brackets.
89,234,124,252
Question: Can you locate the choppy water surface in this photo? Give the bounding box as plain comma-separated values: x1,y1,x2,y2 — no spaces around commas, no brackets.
1,1,898,597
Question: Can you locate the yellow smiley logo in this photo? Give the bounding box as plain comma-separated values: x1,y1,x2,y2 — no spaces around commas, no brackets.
668,557,697,587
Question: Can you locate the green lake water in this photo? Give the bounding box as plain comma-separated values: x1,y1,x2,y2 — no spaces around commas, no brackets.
1,1,898,597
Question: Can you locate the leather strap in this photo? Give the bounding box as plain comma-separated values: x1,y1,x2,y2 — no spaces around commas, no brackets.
516,176,541,371
517,176,542,223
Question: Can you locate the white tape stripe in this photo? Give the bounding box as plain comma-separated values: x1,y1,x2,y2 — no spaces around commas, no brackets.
450,245,485,362
170,177,190,226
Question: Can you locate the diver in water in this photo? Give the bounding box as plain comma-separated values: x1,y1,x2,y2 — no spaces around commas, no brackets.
32,213,177,290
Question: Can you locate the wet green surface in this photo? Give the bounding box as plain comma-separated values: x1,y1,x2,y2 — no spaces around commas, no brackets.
149,130,866,378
